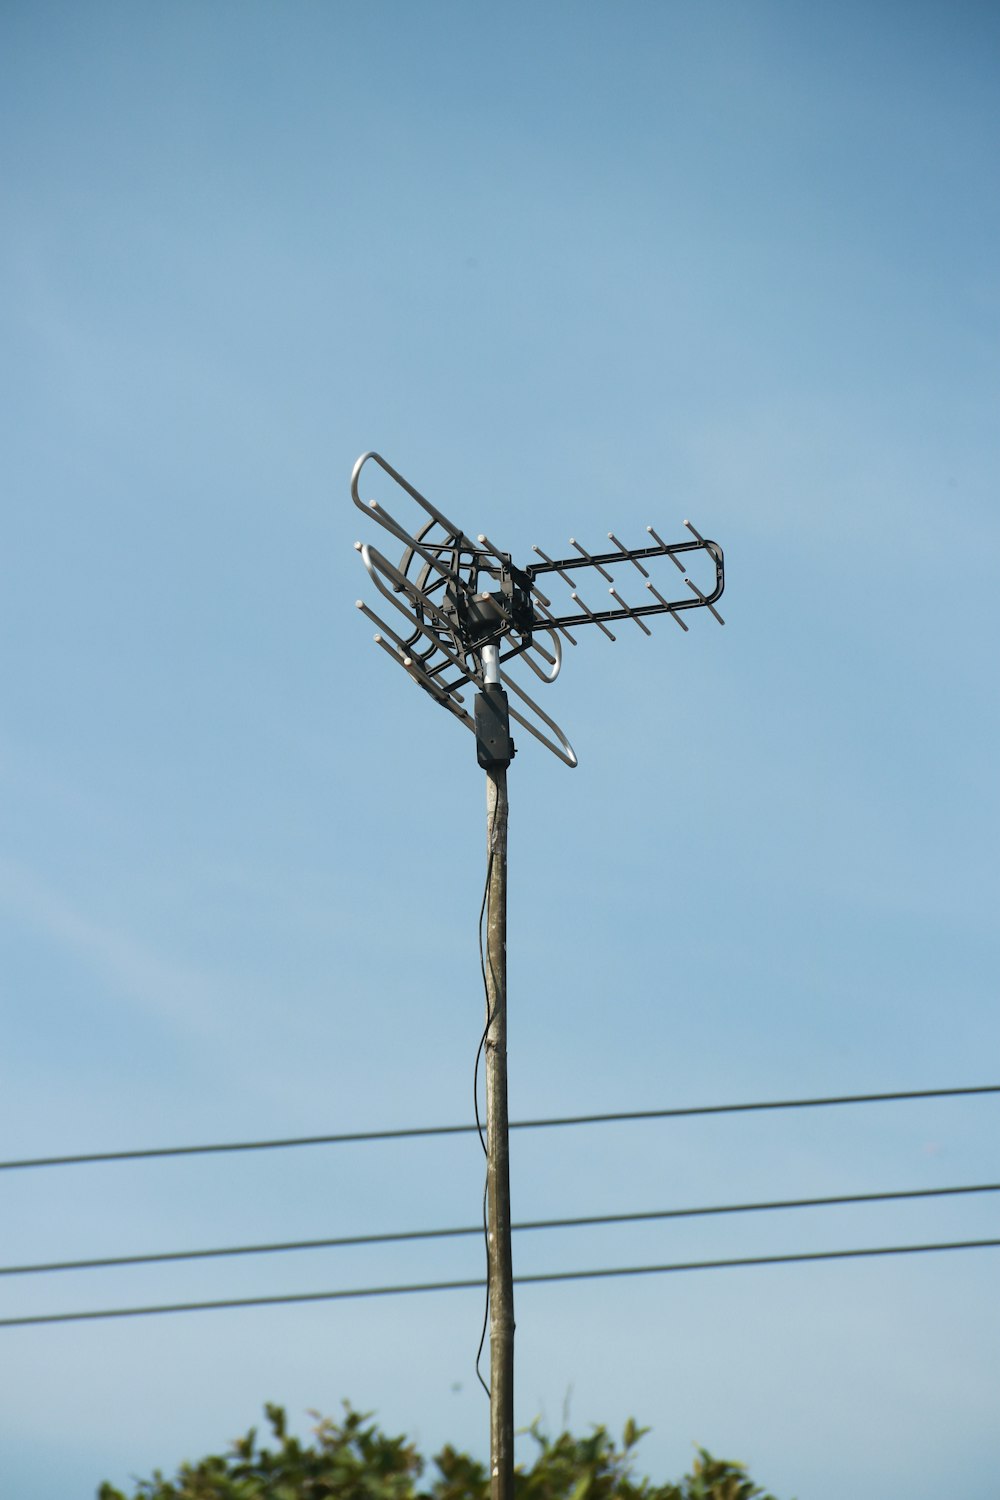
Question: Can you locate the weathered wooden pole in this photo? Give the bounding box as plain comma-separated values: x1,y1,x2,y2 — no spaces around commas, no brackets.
484,763,514,1500
351,449,723,1500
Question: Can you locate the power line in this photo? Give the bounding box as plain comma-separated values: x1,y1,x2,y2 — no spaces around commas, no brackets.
2,1084,996,1173
3,1181,998,1278
3,1237,998,1329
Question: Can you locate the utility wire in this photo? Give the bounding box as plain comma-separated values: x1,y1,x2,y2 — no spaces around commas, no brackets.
2,1084,997,1173
3,1181,997,1279
4,1237,999,1329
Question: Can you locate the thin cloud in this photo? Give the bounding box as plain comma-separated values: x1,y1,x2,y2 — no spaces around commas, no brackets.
0,854,226,1046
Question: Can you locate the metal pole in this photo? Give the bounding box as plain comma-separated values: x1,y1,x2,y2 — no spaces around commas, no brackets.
485,764,514,1500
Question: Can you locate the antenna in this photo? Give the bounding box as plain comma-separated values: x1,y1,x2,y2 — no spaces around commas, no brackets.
352,451,724,771
350,450,726,1500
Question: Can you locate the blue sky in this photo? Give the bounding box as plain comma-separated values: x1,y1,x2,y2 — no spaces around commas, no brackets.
1,3,998,1497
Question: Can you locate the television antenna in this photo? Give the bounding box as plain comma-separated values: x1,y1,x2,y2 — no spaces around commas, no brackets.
351,450,725,1500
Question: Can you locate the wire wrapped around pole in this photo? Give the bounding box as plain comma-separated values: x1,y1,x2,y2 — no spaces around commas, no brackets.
484,767,514,1500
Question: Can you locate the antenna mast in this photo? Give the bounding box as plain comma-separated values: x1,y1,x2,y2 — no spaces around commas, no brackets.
351,451,725,1500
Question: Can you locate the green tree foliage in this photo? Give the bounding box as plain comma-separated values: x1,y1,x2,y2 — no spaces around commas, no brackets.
98,1402,787,1500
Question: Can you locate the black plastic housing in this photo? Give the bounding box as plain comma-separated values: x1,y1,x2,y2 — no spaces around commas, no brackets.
475,684,516,769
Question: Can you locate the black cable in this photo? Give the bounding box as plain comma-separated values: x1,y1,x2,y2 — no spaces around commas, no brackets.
5,1181,997,1279
474,837,496,1161
475,1175,490,1399
4,1237,999,1329
474,823,498,1398
2,1084,997,1173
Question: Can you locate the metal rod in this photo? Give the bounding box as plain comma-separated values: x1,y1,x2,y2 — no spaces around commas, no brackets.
570,537,614,582
477,532,507,562
647,526,687,572
500,671,578,767
360,543,486,691
685,518,723,565
511,632,561,686
571,592,616,641
609,587,652,634
609,532,649,577
477,533,531,590
485,768,514,1500
532,544,577,590
351,450,476,550
363,503,462,582
482,643,500,685
534,600,577,646
645,580,689,630
371,634,474,725
372,632,408,665
524,634,556,667
357,601,458,689
685,576,726,625
359,543,458,639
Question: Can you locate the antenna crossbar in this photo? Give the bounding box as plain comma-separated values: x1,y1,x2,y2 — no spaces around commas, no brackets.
527,538,709,577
